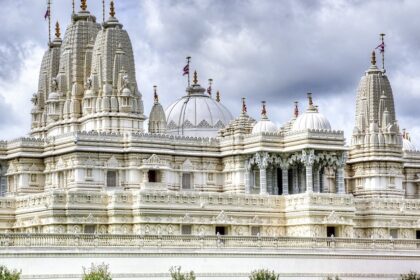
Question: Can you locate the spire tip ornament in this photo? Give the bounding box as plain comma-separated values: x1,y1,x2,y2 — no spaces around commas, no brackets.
193,71,198,85
216,91,220,102
371,50,376,66
307,92,313,107
55,21,61,38
261,101,267,116
110,0,115,17
81,0,87,11
294,101,299,118
153,85,158,103
242,97,247,113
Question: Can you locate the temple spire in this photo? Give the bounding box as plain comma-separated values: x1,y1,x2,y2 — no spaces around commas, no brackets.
110,0,115,17
81,0,87,11
55,21,61,38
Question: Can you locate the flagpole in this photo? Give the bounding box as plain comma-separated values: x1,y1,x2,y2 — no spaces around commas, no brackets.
380,33,385,71
186,56,191,86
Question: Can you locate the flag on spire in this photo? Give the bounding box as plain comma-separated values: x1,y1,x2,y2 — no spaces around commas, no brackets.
207,79,213,96
44,7,50,20
375,42,385,53
183,64,189,76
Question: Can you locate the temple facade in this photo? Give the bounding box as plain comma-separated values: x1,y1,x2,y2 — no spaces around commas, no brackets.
1,0,420,244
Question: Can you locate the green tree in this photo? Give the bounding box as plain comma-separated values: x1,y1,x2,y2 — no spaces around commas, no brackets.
401,271,420,280
249,269,279,280
326,277,341,280
0,265,21,280
169,266,196,280
82,263,112,280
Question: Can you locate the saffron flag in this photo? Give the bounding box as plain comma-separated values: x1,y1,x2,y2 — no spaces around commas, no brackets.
375,42,385,53
44,8,50,20
183,64,189,76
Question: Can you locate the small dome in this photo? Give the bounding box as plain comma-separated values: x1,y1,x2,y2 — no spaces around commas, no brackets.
402,130,416,151
252,101,278,134
165,73,233,138
292,93,331,131
121,87,131,96
48,92,60,101
402,138,416,151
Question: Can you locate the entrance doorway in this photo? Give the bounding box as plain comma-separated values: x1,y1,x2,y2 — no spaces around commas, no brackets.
416,230,420,239
215,226,226,235
327,226,336,237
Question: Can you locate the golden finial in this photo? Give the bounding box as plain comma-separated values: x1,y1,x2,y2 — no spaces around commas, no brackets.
216,91,220,102
193,71,198,85
110,0,115,17
371,50,376,66
81,0,87,11
242,97,247,113
261,101,267,116
402,128,406,139
294,101,299,118
153,85,158,103
55,22,61,38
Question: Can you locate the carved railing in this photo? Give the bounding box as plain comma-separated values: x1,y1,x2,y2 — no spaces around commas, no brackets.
0,234,419,250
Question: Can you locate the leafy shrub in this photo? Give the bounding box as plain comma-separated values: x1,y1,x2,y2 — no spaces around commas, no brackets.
169,266,196,280
249,269,279,280
82,263,112,280
0,265,21,280
401,271,420,280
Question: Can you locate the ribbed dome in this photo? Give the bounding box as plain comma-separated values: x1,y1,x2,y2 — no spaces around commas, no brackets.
402,138,416,151
165,75,233,137
292,110,331,131
252,101,278,134
292,94,331,131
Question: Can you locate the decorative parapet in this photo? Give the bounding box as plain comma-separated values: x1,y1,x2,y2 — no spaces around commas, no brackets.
134,190,284,210
0,233,419,250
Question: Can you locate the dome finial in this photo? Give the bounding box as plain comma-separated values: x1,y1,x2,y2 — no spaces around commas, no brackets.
307,92,314,108
242,97,247,113
55,21,61,39
403,128,407,139
110,0,116,17
371,50,376,66
216,91,220,102
81,0,87,11
261,101,267,117
193,71,198,85
294,101,299,118
153,85,159,103
207,78,213,96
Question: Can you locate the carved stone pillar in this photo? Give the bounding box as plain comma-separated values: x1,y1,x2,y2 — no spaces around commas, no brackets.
273,168,278,195
336,166,345,194
313,166,320,193
336,153,347,194
282,168,289,195
302,150,315,193
260,168,267,195
244,161,251,194
267,167,273,195
292,167,299,194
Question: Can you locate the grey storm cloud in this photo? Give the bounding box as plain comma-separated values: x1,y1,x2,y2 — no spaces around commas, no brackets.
1,0,420,143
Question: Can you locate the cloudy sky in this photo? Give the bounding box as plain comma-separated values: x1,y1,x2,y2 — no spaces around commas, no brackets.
1,0,420,144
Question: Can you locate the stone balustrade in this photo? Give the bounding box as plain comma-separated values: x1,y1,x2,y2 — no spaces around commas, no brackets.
0,233,419,250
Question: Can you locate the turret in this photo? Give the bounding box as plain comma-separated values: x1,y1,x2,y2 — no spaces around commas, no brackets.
148,86,167,134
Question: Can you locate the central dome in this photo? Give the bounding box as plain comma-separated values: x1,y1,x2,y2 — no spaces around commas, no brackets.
165,73,233,137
